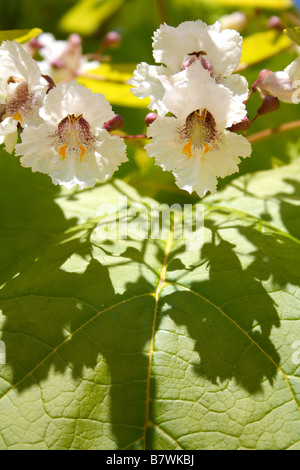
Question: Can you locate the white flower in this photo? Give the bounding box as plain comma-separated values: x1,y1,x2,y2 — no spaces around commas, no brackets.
15,82,127,189
0,40,47,152
128,20,248,114
36,33,100,83
145,62,251,198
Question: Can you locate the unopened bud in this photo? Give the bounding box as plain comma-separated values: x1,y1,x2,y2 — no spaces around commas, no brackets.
267,16,285,31
102,31,122,49
219,12,248,32
23,37,43,57
103,114,124,132
257,96,280,115
252,69,273,90
229,116,251,133
145,113,157,126
68,33,82,48
255,70,294,103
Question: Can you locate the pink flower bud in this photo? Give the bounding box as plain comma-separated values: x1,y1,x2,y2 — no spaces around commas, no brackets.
255,71,294,103
103,114,124,132
267,16,285,31
68,34,82,48
102,31,122,49
252,69,273,90
145,113,157,126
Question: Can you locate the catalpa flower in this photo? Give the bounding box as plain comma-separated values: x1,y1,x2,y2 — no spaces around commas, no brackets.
128,20,248,115
145,62,251,198
33,33,100,84
0,40,47,152
15,82,127,189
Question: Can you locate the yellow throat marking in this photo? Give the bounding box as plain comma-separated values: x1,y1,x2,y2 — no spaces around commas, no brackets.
182,109,211,159
58,114,86,161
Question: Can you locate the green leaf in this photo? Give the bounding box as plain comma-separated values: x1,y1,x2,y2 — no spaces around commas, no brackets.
0,28,42,44
59,0,125,35
0,149,299,449
77,64,150,108
284,27,300,46
240,30,292,69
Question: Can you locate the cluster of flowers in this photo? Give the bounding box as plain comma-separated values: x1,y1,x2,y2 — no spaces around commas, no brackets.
129,20,253,197
0,21,259,197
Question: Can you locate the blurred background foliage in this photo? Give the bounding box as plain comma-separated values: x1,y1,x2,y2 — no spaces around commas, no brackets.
1,0,300,204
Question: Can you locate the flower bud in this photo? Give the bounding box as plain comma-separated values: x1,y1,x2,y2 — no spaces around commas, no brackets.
255,71,294,103
257,96,280,115
145,112,158,126
252,69,273,91
23,37,43,56
103,114,124,132
267,16,285,31
228,116,251,133
102,31,122,50
68,33,82,48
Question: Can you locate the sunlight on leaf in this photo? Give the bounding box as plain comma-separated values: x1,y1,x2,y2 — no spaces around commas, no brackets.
59,0,125,35
77,64,150,107
240,30,292,69
284,27,300,46
0,28,42,44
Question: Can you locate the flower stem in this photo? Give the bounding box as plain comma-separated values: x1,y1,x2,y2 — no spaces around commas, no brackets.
154,0,169,24
247,119,300,143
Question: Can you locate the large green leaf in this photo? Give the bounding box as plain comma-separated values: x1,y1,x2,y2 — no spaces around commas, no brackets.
0,149,299,450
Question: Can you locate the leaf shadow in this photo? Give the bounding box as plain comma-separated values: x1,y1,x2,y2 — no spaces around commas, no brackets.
162,236,281,395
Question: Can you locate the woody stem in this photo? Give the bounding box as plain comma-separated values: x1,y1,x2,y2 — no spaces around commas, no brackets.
247,119,300,143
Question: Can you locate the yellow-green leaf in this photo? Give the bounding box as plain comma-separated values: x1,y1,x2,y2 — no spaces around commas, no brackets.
240,30,292,69
77,64,150,108
0,28,42,45
60,0,125,35
284,27,300,46
210,0,291,8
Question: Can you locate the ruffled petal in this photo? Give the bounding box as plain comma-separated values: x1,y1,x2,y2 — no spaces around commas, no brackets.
40,82,114,128
161,62,246,128
153,20,242,77
127,63,168,115
16,82,127,188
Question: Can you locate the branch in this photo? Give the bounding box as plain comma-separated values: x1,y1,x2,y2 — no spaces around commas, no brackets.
247,119,300,143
